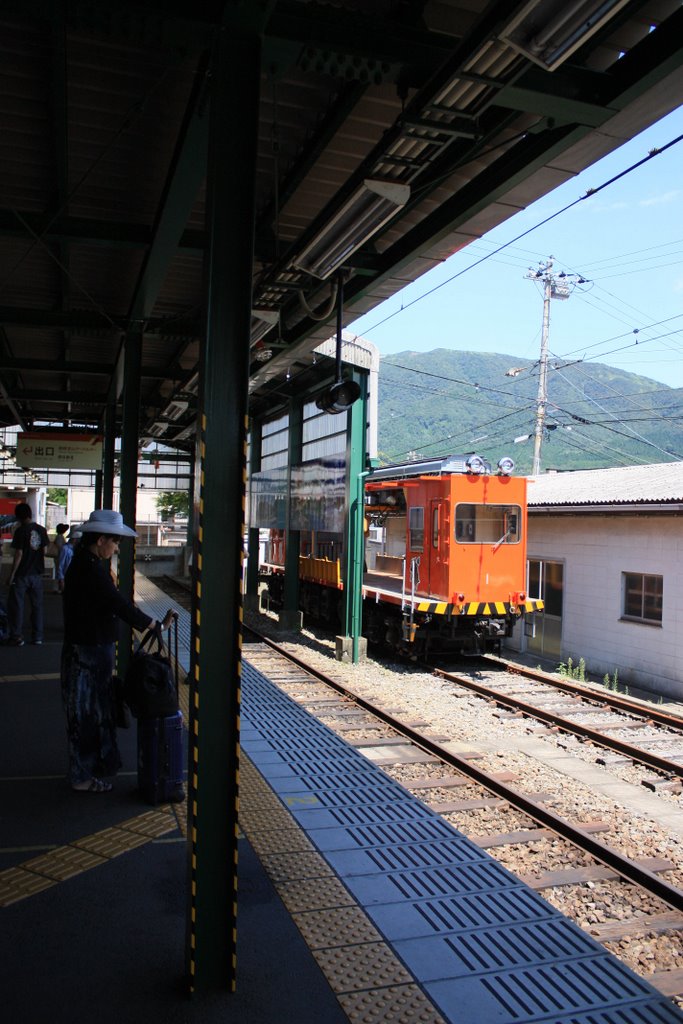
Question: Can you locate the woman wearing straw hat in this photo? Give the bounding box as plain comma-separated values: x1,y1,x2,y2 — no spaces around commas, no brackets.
61,510,174,793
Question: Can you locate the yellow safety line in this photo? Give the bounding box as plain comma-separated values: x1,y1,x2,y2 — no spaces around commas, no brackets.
0,804,185,908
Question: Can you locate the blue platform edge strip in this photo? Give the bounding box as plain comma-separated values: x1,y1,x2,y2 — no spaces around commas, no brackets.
135,580,682,1024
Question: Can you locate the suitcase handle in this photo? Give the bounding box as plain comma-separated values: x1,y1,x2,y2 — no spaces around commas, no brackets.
166,614,179,694
135,610,176,657
135,624,164,657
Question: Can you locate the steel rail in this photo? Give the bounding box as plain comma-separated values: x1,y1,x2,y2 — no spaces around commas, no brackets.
433,665,683,780
244,627,683,914
487,655,683,731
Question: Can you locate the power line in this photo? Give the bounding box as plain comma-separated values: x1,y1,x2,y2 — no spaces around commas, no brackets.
353,131,683,339
551,365,683,459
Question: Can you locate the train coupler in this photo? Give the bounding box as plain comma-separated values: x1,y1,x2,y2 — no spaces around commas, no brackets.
401,618,418,644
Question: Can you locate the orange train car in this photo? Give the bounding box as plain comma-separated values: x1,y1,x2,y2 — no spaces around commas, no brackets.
261,453,543,657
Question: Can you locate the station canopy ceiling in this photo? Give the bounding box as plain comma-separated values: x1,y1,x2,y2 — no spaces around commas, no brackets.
1,0,683,458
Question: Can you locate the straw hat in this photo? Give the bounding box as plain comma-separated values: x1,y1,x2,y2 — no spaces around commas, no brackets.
79,509,137,538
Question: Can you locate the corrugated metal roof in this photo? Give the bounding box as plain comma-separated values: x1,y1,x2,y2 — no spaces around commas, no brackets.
528,462,683,507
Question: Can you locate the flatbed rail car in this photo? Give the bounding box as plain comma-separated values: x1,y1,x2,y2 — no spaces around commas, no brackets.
260,453,543,656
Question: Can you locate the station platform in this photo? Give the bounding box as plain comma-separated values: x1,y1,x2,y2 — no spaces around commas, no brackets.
0,584,346,1024
2,576,682,1023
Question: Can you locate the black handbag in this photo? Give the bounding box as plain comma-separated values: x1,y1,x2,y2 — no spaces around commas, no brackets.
124,623,178,719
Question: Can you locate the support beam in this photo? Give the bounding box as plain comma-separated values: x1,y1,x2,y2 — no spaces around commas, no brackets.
341,369,368,664
244,417,262,611
117,330,142,677
102,399,116,511
187,21,260,995
127,54,210,324
282,399,302,631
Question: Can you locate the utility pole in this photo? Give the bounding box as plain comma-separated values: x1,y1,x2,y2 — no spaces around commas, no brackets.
525,257,584,474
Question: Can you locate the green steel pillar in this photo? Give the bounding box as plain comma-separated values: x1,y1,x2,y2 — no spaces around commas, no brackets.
117,329,142,675
342,369,368,662
244,417,261,610
102,398,116,510
93,470,102,510
282,399,302,630
185,447,195,573
187,19,260,995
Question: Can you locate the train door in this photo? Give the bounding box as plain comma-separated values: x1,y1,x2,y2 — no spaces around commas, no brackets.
526,559,563,660
428,499,448,599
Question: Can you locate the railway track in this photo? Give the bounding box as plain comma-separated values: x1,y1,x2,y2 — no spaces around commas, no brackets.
242,624,683,1003
431,657,683,787
161,572,683,789
155,577,683,997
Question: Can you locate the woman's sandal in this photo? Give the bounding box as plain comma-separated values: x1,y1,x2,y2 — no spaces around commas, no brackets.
72,778,113,793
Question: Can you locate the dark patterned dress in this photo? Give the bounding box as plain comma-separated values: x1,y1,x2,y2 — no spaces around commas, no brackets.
61,642,121,784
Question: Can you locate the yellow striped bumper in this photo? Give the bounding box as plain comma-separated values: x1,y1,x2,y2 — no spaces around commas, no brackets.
413,599,544,616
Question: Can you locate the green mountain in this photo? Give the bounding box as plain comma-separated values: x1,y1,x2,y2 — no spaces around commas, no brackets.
377,349,683,472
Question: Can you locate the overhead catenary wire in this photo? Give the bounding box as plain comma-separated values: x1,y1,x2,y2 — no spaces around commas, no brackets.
354,131,683,338
379,352,683,464
551,364,683,460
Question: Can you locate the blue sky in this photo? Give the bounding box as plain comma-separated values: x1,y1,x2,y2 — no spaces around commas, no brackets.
349,104,683,390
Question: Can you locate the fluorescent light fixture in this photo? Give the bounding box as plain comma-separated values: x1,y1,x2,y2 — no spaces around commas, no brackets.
500,0,630,71
148,422,167,437
292,178,410,280
164,400,188,422
250,309,279,345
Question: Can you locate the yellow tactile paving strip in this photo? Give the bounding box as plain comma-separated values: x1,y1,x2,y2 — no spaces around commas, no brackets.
0,805,185,908
0,646,190,909
240,754,448,1024
0,672,60,683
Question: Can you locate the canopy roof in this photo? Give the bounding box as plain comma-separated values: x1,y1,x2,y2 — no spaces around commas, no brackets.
1,0,682,462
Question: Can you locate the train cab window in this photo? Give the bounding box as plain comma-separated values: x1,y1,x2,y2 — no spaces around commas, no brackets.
409,507,424,550
432,506,439,548
455,503,522,545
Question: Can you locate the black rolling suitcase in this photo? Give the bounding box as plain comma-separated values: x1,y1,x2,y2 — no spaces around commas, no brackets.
138,709,185,805
130,616,185,805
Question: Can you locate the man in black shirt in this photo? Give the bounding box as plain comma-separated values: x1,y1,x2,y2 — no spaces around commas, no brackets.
6,502,49,646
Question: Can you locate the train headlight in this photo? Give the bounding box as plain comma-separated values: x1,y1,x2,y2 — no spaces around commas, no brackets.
497,456,515,476
466,454,485,474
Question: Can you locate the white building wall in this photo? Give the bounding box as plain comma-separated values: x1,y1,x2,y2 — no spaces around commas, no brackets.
68,489,161,528
522,513,682,701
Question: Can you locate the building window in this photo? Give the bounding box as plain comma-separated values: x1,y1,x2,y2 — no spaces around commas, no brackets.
622,572,663,625
409,507,424,551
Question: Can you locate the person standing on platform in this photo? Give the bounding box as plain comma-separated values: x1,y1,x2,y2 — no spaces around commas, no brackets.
49,522,70,593
5,502,49,646
53,522,69,554
61,509,174,794
55,529,79,593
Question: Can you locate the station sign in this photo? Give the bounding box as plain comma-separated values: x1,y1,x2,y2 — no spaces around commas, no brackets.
16,432,103,470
